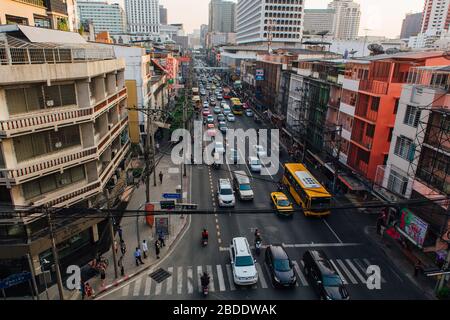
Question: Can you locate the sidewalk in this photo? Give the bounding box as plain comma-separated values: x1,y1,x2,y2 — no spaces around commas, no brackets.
365,225,437,300
70,151,191,300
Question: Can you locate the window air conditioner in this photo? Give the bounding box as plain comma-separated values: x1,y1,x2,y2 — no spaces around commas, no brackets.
46,100,54,107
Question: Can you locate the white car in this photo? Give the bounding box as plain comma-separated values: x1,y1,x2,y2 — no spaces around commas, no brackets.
248,156,261,172
214,141,225,154
230,237,258,285
254,145,267,158
203,101,209,107
217,178,235,207
223,105,231,115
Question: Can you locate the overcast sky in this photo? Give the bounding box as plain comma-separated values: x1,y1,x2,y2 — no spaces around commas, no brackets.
111,0,424,38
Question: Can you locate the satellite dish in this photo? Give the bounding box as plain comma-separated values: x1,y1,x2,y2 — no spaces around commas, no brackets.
368,43,385,55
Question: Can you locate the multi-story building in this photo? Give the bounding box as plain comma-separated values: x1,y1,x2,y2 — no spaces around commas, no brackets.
0,0,75,31
236,0,305,46
209,0,236,33
206,32,236,48
125,0,160,35
328,0,361,40
421,0,450,34
0,26,130,288
400,12,423,39
200,24,209,48
341,51,448,182
77,1,126,35
303,9,336,36
159,5,168,25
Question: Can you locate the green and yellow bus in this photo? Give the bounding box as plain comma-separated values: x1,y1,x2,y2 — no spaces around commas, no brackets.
230,98,243,115
282,163,332,217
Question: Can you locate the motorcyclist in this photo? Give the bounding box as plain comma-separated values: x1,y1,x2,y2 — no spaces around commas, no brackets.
254,229,261,243
202,229,209,241
201,271,210,287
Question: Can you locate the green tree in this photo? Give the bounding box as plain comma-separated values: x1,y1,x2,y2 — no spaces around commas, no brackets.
57,18,69,32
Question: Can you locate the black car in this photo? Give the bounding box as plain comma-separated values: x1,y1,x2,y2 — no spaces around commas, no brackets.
302,250,350,300
217,114,226,122
265,245,297,287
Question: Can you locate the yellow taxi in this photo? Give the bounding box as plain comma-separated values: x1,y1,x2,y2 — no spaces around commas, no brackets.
270,192,294,216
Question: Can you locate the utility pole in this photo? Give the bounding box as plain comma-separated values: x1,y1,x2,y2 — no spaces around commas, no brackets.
26,253,39,300
332,125,343,193
104,189,118,279
46,207,64,300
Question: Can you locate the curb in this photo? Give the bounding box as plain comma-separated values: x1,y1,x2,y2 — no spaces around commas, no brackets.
92,214,191,299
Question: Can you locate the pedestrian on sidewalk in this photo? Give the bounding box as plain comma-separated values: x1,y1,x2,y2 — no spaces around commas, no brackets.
142,239,148,259
155,240,161,259
117,225,123,242
159,171,164,185
120,240,126,255
134,247,144,266
84,282,93,299
100,266,106,287
158,232,165,247
114,240,118,255
118,255,125,276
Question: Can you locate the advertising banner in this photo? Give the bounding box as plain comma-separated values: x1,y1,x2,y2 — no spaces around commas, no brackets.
399,208,429,247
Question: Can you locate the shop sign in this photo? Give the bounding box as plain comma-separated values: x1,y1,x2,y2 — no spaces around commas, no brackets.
255,69,264,81
399,208,429,247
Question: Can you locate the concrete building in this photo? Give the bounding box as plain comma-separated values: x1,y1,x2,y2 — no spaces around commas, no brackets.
125,0,160,35
328,0,361,40
200,24,209,48
0,25,130,287
159,5,168,25
77,1,126,35
421,0,450,34
206,32,236,48
0,0,75,31
400,12,423,39
236,0,305,46
304,9,336,36
209,0,236,33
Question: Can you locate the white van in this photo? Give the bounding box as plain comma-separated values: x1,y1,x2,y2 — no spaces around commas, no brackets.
230,237,258,285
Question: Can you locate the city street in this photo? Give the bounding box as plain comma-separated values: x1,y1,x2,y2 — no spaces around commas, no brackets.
99,78,429,300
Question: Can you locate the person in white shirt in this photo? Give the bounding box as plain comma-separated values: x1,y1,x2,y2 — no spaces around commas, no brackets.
142,239,148,259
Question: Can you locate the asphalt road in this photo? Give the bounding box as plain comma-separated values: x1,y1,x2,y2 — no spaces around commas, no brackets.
99,72,428,301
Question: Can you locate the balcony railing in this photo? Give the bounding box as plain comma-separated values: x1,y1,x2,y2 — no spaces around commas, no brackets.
40,181,102,208
355,104,378,123
99,140,131,186
0,87,126,138
359,80,388,95
14,0,45,7
98,116,128,155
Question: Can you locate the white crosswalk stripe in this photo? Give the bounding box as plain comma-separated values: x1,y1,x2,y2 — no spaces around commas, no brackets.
187,267,193,294
133,278,142,296
166,267,173,295
122,283,130,296
154,280,162,296
216,265,226,292
225,264,236,291
336,259,358,285
255,263,268,289
329,259,348,285
177,266,183,294
197,266,203,293
362,258,386,283
206,265,215,292
144,276,152,296
345,259,366,283
292,260,308,286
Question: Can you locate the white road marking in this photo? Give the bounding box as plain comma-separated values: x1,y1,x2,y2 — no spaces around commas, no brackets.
346,259,367,284
292,260,308,286
154,280,162,296
216,265,226,292
122,284,129,296
177,266,183,294
144,276,152,296
197,265,203,293
219,243,361,251
187,267,193,294
166,267,173,295
336,259,358,284
329,259,348,285
132,278,142,296
322,220,343,243
206,265,215,292
255,263,268,289
225,264,236,291
362,258,386,283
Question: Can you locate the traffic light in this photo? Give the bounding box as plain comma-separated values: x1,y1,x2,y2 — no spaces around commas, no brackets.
160,200,176,210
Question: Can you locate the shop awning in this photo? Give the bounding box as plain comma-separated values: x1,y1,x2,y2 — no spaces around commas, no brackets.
338,173,367,191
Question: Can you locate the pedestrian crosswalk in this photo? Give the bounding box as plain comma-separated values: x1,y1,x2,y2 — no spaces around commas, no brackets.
120,258,386,297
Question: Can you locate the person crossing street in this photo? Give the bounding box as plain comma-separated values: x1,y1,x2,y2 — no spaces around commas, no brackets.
134,247,144,266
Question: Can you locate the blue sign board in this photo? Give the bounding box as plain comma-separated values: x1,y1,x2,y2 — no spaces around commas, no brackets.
0,272,32,289
255,69,264,81
162,193,182,199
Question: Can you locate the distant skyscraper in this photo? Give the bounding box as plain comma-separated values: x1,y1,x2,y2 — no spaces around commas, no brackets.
328,0,361,40
421,0,450,33
200,24,209,47
125,0,160,34
236,0,305,45
159,5,167,25
400,12,423,39
304,9,336,36
209,0,235,33
77,1,126,35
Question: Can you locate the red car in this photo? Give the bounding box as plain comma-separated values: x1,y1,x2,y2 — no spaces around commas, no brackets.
202,108,210,116
243,102,250,109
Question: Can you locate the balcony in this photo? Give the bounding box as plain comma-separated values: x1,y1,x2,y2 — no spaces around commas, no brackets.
359,80,388,95
13,0,45,7
339,102,355,117
355,104,378,123
342,78,360,92
98,116,128,156
99,140,131,187
0,87,127,138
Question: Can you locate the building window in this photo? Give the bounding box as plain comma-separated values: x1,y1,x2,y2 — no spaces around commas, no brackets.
34,15,51,29
403,105,421,127
394,136,415,161
387,168,408,195
394,99,399,114
5,15,28,25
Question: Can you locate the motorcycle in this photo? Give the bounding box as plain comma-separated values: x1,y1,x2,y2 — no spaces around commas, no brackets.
202,283,209,296
255,240,262,256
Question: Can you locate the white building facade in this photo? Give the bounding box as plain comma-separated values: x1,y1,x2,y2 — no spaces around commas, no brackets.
236,0,305,45
303,9,335,36
77,1,126,35
328,0,361,40
125,0,160,35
